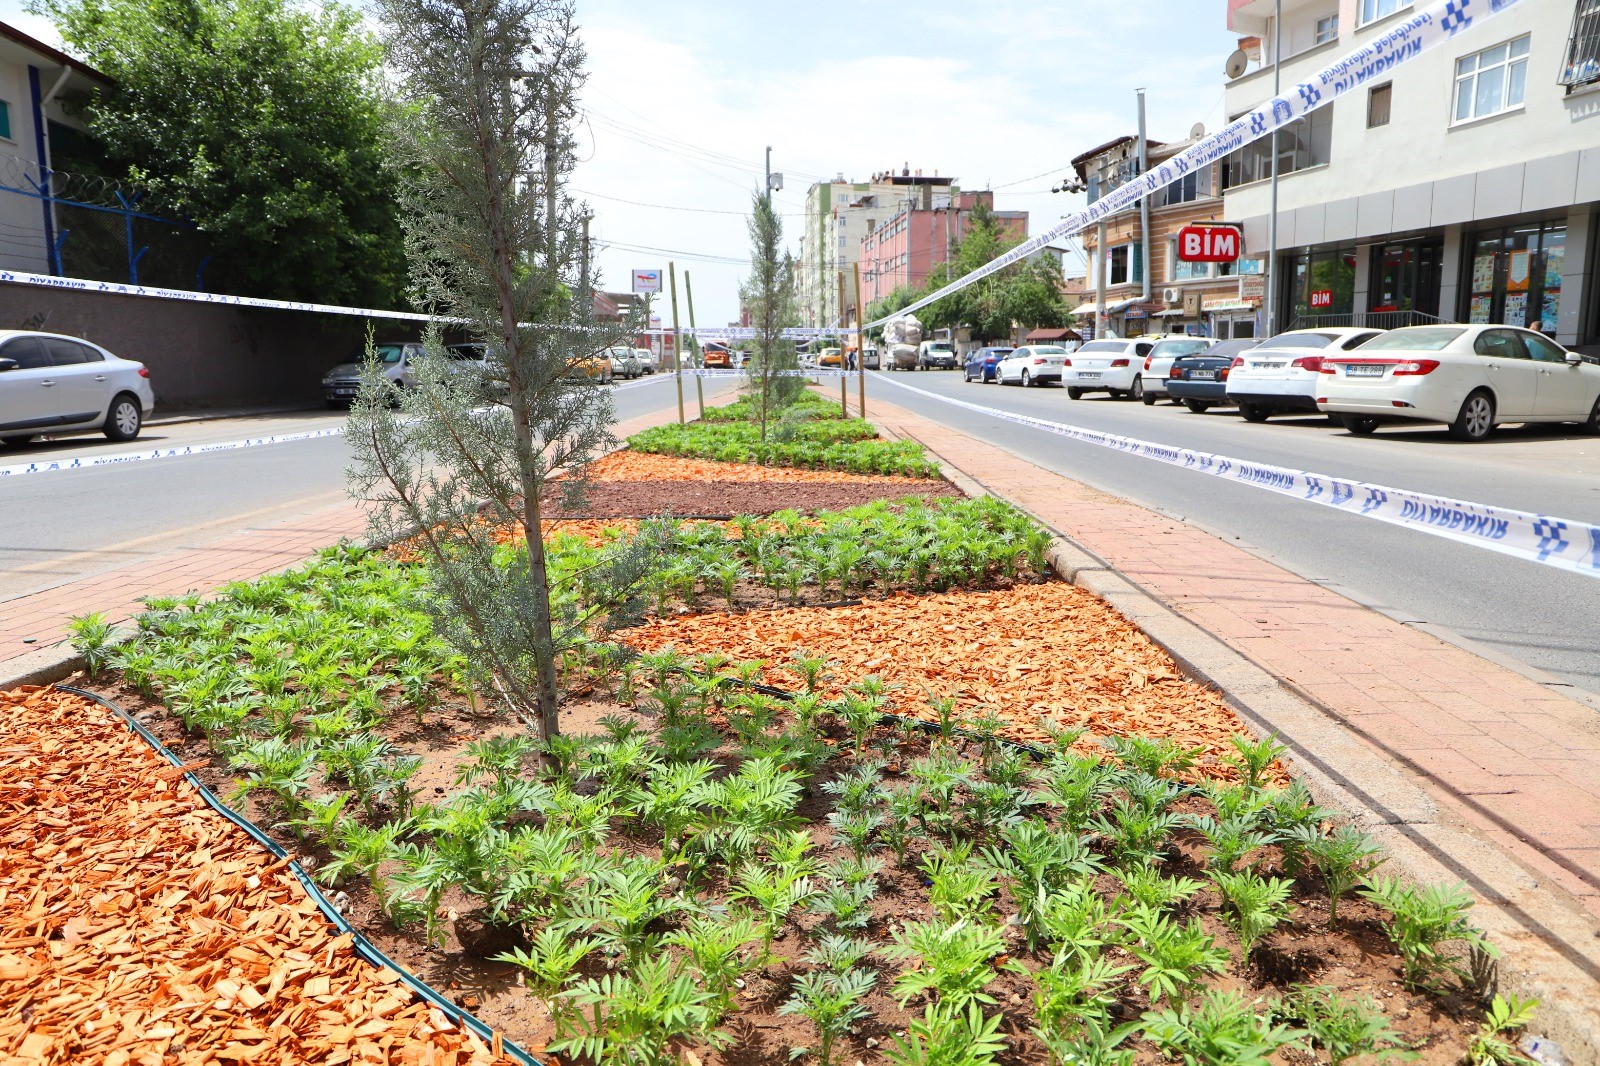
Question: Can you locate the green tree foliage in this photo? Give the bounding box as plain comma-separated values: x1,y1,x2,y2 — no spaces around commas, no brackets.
350,0,638,745
38,0,405,305
738,191,802,440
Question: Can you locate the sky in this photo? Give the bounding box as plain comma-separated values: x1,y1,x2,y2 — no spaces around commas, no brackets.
0,0,1243,325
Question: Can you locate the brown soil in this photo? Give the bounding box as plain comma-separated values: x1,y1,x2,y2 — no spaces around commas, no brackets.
540,478,960,519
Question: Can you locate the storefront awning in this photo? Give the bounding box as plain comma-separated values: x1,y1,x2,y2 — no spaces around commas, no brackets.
1069,298,1135,317
1153,308,1187,317
1202,301,1256,313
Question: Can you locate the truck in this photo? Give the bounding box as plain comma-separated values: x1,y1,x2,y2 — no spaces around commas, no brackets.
881,313,924,371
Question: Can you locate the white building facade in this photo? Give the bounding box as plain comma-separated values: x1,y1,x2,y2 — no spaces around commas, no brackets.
1223,0,1600,348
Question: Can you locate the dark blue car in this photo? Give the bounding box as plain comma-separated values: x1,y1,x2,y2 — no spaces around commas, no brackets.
963,346,1013,383
1165,338,1261,413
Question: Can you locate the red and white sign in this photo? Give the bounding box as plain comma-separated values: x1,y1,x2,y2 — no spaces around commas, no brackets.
1310,289,1334,309
1176,225,1242,263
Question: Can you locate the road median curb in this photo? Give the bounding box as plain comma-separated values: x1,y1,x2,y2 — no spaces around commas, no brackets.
873,399,1600,1058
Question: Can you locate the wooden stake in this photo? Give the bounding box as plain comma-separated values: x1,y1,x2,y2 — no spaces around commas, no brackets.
685,271,706,420
854,262,866,419
669,262,685,424
837,271,848,417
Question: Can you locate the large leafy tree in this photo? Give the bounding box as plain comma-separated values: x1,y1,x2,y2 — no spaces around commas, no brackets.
38,0,405,305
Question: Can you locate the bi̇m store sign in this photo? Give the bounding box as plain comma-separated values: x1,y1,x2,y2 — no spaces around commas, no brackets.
1177,224,1243,264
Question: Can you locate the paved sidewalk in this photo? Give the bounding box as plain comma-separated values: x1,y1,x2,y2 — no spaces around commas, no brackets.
859,393,1600,919
0,402,707,671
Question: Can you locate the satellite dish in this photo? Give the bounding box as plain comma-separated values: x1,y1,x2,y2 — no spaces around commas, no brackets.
1190,122,1207,140
1225,49,1249,79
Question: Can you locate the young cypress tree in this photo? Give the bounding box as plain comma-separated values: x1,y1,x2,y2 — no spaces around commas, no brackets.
348,0,626,745
738,191,801,441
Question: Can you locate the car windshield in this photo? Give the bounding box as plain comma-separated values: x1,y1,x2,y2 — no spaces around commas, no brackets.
369,344,406,365
1030,346,1067,355
1152,339,1211,356
1352,328,1465,352
1077,341,1126,353
1260,333,1337,350
987,349,1013,358
1206,339,1261,358
928,343,953,352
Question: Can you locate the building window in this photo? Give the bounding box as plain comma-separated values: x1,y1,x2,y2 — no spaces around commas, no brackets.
1561,1,1600,89
1151,169,1212,209
1454,35,1529,123
1170,240,1211,282
1221,104,1334,189
1465,222,1565,334
1315,14,1338,44
0,100,10,142
1105,243,1142,287
1369,240,1442,317
1359,0,1410,26
1367,84,1392,127
1281,246,1357,328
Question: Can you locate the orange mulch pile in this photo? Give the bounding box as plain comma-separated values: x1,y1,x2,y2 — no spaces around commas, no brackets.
584,449,936,486
619,583,1267,782
0,687,512,1065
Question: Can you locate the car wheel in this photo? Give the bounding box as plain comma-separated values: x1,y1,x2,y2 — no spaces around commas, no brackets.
1,434,36,447
1066,387,1084,400
1239,403,1270,423
1340,415,1380,435
1586,396,1600,435
103,393,143,442
1448,390,1495,442
1130,378,1144,402
1183,399,1212,413
1021,370,1033,388
1141,388,1158,406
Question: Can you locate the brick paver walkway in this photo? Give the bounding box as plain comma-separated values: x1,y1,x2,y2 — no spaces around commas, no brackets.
857,393,1600,917
0,399,711,669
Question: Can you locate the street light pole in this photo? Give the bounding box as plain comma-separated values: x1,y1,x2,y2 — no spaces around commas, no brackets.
765,145,772,206
1265,0,1283,337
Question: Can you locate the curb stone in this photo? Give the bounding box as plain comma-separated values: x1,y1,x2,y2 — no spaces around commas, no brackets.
868,397,1600,1060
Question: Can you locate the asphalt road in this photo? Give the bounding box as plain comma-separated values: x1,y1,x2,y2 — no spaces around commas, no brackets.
0,374,723,602
864,368,1600,701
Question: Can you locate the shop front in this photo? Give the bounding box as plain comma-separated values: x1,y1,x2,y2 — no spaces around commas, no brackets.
1202,292,1261,339
1279,245,1358,330
1463,220,1566,335
1369,239,1444,319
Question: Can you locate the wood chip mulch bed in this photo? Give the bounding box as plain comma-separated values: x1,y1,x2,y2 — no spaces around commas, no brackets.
619,582,1272,783
583,450,941,485
0,686,513,1066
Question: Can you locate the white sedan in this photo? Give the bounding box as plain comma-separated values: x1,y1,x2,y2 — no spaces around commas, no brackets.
1063,338,1155,399
1224,326,1383,422
995,345,1071,387
0,330,155,446
1137,336,1213,404
1317,324,1600,441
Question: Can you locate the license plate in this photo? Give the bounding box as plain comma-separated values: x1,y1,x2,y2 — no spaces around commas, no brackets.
1255,361,1284,369
1078,372,1100,380
1192,370,1216,381
1346,364,1387,377
334,388,357,395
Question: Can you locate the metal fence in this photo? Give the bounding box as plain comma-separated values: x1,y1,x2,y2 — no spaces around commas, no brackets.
1562,1,1600,90
0,152,210,289
1287,309,1452,331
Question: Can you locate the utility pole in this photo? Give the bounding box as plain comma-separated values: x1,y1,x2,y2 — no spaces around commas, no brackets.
765,145,772,207
1137,89,1151,323
578,214,592,311
837,271,849,416
1265,0,1283,337
854,262,866,418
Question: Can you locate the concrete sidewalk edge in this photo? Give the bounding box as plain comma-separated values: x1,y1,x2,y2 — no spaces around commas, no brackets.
895,407,1600,1054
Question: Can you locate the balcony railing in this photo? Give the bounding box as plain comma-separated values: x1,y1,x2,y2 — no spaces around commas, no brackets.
1562,0,1600,89
1286,309,1452,331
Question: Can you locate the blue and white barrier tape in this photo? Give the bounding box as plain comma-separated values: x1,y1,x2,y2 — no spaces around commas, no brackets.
873,374,1600,580
866,0,1524,328
0,427,346,479
677,368,861,379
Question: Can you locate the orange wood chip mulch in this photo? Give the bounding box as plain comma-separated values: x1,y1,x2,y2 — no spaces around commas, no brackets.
620,582,1267,781
585,449,938,486
0,686,510,1066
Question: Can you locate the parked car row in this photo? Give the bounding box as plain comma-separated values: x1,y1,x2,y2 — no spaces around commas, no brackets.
962,324,1600,441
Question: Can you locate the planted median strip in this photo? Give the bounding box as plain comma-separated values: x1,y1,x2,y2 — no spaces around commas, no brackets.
29,404,1536,1063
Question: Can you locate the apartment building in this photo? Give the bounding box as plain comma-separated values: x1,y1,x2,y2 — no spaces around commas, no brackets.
1075,135,1266,339
858,190,1027,308
796,168,958,328
1222,0,1600,347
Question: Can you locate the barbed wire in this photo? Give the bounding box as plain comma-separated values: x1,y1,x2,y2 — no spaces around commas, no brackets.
0,151,187,219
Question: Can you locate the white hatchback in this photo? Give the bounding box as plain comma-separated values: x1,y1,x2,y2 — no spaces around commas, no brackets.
1223,327,1384,422
0,330,155,446
1063,338,1155,399
1138,336,1214,404
995,345,1071,387
1317,324,1600,441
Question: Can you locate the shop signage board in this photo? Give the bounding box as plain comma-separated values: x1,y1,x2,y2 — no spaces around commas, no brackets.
1310,289,1335,309
632,269,663,294
1177,225,1242,263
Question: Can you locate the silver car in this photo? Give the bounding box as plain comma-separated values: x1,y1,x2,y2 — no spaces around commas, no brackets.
322,341,426,406
0,330,155,445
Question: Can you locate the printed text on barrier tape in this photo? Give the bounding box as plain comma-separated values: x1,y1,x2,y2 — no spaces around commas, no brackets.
864,0,1523,329
0,427,347,479
872,373,1600,579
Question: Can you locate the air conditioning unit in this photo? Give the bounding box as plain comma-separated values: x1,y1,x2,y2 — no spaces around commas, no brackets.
1163,287,1182,304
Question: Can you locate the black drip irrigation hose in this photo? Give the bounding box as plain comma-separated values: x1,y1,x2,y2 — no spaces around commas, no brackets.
53,684,542,1066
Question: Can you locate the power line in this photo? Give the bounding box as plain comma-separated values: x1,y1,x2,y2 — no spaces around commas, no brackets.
574,188,803,217
596,239,751,266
